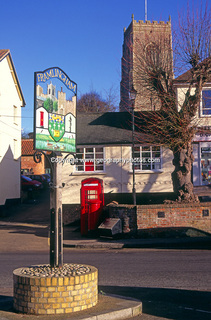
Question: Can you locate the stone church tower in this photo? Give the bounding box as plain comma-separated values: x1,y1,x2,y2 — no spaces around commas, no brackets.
120,15,173,111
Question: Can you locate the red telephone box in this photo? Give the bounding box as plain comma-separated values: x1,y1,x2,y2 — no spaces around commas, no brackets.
80,178,104,235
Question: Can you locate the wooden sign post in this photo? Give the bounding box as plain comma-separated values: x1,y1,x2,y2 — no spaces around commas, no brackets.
50,153,63,267
34,67,77,268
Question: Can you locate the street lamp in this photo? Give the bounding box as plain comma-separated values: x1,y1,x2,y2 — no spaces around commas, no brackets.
129,86,137,205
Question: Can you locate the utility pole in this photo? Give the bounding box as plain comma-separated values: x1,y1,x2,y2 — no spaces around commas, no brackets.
129,86,137,206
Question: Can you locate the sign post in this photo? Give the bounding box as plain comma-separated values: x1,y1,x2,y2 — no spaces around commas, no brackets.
34,67,77,267
50,153,63,267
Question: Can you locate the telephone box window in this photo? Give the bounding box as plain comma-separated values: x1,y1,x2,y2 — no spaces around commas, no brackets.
86,190,98,200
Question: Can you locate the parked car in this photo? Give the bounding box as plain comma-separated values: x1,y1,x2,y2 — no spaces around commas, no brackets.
42,173,51,183
21,175,43,192
27,174,50,188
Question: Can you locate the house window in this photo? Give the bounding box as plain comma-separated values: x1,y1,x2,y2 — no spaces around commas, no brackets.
201,89,211,115
75,147,104,172
133,146,161,171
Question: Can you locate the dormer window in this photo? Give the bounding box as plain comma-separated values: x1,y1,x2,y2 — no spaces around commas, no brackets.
201,89,211,116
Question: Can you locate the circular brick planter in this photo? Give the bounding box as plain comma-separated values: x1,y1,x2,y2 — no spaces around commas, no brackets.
13,264,98,315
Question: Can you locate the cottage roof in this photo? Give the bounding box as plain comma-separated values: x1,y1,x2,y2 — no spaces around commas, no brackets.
174,57,211,83
22,139,35,156
76,112,151,145
0,49,9,61
77,112,133,145
0,49,26,107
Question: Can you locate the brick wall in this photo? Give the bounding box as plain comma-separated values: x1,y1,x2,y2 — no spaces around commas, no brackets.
63,204,80,225
21,155,45,175
108,203,211,234
108,205,137,234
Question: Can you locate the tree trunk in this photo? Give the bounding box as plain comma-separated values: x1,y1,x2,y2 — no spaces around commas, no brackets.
171,144,199,203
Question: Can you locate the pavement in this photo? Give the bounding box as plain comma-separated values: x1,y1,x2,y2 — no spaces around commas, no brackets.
1,220,210,254
0,293,142,320
63,225,211,250
0,219,143,320
0,191,211,319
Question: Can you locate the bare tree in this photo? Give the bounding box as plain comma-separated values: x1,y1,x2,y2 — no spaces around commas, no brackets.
125,1,211,202
21,129,31,139
103,85,119,112
77,90,117,113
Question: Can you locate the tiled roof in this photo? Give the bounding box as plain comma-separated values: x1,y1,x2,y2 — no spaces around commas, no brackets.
0,49,9,61
77,112,150,145
77,112,132,145
174,57,211,83
22,139,35,156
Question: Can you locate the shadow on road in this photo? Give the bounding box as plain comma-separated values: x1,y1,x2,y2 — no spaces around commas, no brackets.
0,295,13,312
100,285,211,320
0,224,48,238
0,189,50,225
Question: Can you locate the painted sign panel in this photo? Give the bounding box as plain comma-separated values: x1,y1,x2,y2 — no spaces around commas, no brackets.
34,67,77,153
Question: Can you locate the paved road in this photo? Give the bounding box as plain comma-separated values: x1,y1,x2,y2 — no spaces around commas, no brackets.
0,192,211,319
0,249,211,319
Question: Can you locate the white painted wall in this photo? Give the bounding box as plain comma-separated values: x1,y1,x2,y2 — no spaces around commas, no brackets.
176,85,211,126
62,145,174,204
176,84,211,187
0,56,23,205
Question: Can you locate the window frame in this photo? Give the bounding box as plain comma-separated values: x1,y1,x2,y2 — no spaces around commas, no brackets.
131,145,162,172
200,88,211,117
75,146,105,173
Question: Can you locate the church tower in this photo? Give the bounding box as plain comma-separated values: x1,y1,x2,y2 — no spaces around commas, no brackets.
120,15,173,111
47,82,57,102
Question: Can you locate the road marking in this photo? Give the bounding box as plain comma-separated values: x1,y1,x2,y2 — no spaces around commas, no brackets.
180,306,211,314
196,309,211,314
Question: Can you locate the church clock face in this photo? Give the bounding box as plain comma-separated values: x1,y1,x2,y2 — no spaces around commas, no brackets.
34,67,77,153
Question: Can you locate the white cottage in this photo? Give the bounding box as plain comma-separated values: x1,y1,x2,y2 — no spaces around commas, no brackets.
62,112,174,206
174,64,211,189
0,50,25,211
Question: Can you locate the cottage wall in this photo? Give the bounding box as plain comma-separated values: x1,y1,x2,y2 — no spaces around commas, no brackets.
0,54,23,206
62,145,174,204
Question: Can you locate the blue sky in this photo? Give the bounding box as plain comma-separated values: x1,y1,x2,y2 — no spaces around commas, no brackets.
0,0,203,132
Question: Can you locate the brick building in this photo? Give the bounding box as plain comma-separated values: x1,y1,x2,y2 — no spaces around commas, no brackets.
21,139,45,175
